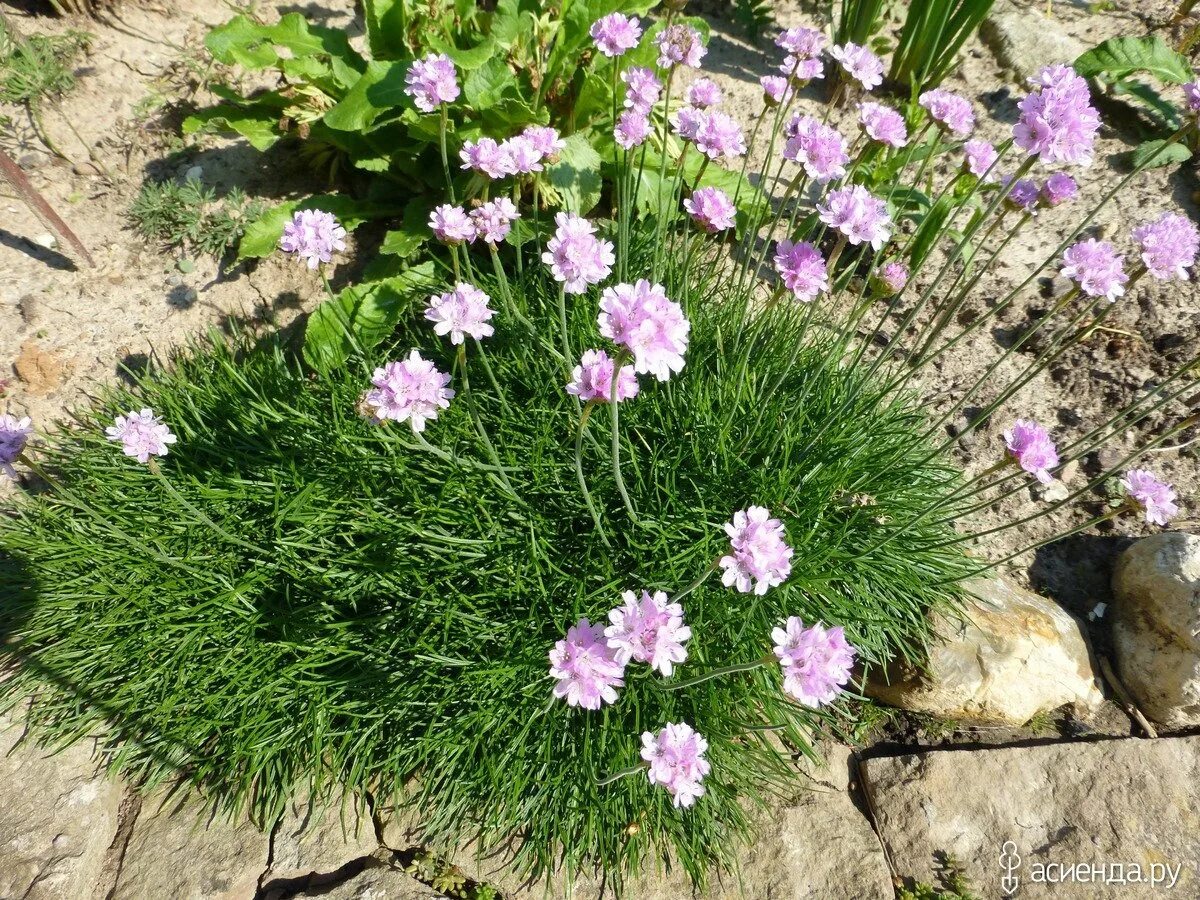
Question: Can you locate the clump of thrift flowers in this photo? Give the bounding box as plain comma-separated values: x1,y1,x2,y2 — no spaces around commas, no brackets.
550,618,626,710
364,351,454,432
543,213,615,294
1060,238,1128,301
687,78,721,109
1003,420,1059,485
0,414,32,478
1003,176,1040,215
566,350,639,404
858,101,908,148
774,240,829,302
684,187,736,233
590,13,641,57
641,723,710,808
470,199,520,245
106,409,177,463
871,261,909,297
604,590,691,677
818,185,892,250
424,284,495,345
1132,212,1200,281
1040,172,1078,207
719,506,794,595
963,139,998,181
429,204,475,245
598,281,691,381
771,618,857,708
279,209,347,269
785,115,850,182
829,42,884,90
460,138,506,179
1121,470,1179,526
404,53,459,113
1014,64,1100,167
655,24,706,69
919,88,975,136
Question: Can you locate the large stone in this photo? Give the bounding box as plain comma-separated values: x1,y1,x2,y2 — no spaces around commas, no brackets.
0,709,124,900
297,865,446,899
265,789,381,884
862,736,1200,898
112,788,271,900
1111,532,1200,728
867,576,1103,725
980,1,1088,83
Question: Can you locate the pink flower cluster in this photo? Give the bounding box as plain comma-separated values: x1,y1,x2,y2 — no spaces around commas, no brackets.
641,722,710,808
1121,469,1179,526
919,88,975,136
616,67,661,147
871,260,909,296
818,185,892,251
1003,419,1059,485
598,280,691,381
567,349,639,404
1132,212,1199,281
364,351,454,433
829,42,884,91
106,408,177,463
1060,238,1128,301
687,78,722,109
777,26,826,83
404,53,459,112
760,75,794,106
684,186,737,233
1014,64,1101,167
605,590,692,676
773,239,829,303
549,618,626,710
1002,176,1040,215
0,414,32,478
962,140,999,182
858,101,908,148
1041,172,1078,207
460,126,566,179
687,110,748,162
719,506,794,595
279,209,347,269
1185,81,1200,113
590,13,641,58
542,212,615,294
470,198,521,245
784,115,850,182
655,23,706,69
429,204,475,245
771,617,856,708
615,110,652,149
424,283,495,345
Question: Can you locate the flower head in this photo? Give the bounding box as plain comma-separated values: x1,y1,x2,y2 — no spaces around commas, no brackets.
1185,81,1200,113
919,88,975,136
279,209,347,269
781,55,824,81
598,280,690,381
858,101,908,148
429,204,475,245
1014,63,1100,167
0,414,32,478
541,212,615,294
771,617,856,708
470,198,521,245
655,24,706,69
1121,469,1179,526
1132,212,1200,281
498,135,544,175
1040,172,1078,207
871,260,909,296
671,106,707,143
622,66,662,113
684,186,737,233
105,408,177,463
760,75,794,106
1002,176,1040,214
776,27,827,59
694,111,747,162
566,349,639,404
404,53,459,112
605,590,691,676
829,42,884,90
459,138,506,179
719,506,793,595
818,185,892,251
687,78,722,108
641,723,710,808
783,115,849,182
773,240,829,302
614,110,652,149
523,125,565,162
962,139,999,182
1060,238,1128,301
1003,419,1059,485
591,13,642,57
425,283,495,345
549,617,626,710
364,351,454,433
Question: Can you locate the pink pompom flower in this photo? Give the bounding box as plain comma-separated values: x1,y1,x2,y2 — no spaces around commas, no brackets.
858,101,908,148
566,349,639,404
684,186,737,233
605,590,692,676
498,135,544,175
776,26,827,59
622,66,662,114
962,139,999,182
919,88,975,136
1060,238,1128,301
719,505,793,595
694,111,747,162
1121,469,1180,526
541,212,615,294
818,185,892,251
871,260,909,296
760,75,794,106
549,617,626,710
671,106,706,143
1185,81,1200,113
1040,172,1078,207
459,138,507,180
591,13,642,58
0,414,32,478
470,198,520,246
598,280,691,381
1014,64,1101,167
773,239,829,302
1002,176,1040,215
772,617,856,708
780,55,824,82
1132,212,1200,281
425,283,495,345
784,115,850,182
614,110,652,149
429,204,475,245
655,24,706,69
280,209,347,269
687,78,722,108
523,125,565,162
641,722,710,808
364,351,454,433
829,42,884,91
404,53,459,112
1003,419,1059,485
106,408,177,463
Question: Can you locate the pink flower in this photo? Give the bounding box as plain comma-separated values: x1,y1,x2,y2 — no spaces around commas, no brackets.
1002,176,1040,214
776,26,827,58
0,414,31,478
760,75,794,106
429,204,475,245
694,111,746,161
1060,238,1128,301
1121,469,1180,526
687,78,722,108
598,280,690,381
641,722,710,808
671,106,706,143
684,186,737,233
279,209,347,269
1185,81,1200,113
1132,212,1200,281
105,408,177,463
1040,172,1078,207
541,212,615,294
424,283,495,345
720,505,793,595
829,42,884,90
622,66,662,113
404,53,459,112
614,110,652,149
523,125,566,162
591,13,642,58
566,349,639,404
771,617,856,708
549,617,626,710
818,185,892,251
919,88,975,136
1014,64,1101,167
871,260,909,296
459,138,506,179
962,139,999,182
470,198,520,245
784,115,849,182
655,24,706,69
1003,419,1059,485
858,101,908,148
605,590,692,676
364,351,454,432
498,135,543,175
781,55,824,81
773,239,829,302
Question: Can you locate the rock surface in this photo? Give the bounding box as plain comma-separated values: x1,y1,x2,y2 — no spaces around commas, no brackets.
264,790,381,884
294,865,447,899
1111,532,1200,727
0,709,124,900
980,0,1088,82
867,576,1103,725
863,736,1200,898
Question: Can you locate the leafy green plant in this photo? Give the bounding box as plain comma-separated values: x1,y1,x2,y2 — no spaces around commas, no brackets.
0,17,88,104
888,0,997,92
733,0,778,43
128,178,266,258
897,853,981,899
835,0,889,47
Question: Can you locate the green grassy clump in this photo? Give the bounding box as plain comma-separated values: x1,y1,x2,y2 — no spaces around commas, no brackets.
0,19,89,105
0,244,971,891
128,178,265,258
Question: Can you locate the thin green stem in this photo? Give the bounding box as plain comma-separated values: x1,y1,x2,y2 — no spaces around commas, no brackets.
574,402,612,548
610,350,639,525
659,655,773,691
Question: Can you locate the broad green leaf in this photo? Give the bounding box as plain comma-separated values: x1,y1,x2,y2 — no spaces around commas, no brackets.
323,61,413,132
238,195,404,261
545,133,603,214
1130,139,1192,170
205,13,360,71
1074,36,1192,85
574,71,615,129
426,35,498,71
183,104,282,151
205,16,278,69
379,199,432,257
362,0,409,59
464,57,519,109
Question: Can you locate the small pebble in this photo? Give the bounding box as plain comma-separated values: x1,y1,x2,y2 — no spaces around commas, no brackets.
185,165,204,182
32,233,58,250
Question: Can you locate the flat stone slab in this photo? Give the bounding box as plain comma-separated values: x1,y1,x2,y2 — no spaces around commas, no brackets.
862,737,1200,897
286,864,446,899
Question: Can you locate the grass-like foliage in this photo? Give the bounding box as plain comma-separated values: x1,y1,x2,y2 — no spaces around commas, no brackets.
129,178,265,259
0,239,970,888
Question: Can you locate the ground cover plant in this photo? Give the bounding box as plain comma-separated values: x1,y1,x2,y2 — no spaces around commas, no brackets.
2,3,1200,896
